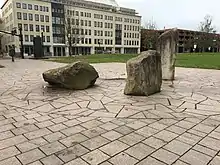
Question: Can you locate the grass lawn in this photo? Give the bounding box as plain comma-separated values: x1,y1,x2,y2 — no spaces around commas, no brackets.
46,53,220,70
46,54,137,64
176,53,220,70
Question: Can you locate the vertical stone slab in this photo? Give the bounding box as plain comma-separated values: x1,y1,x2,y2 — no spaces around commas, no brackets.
124,50,162,96
157,28,178,80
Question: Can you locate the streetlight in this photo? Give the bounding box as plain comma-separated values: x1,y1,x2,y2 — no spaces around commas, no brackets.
41,27,44,57
68,33,72,56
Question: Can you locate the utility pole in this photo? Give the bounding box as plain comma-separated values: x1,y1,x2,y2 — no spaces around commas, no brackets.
18,27,24,59
41,31,44,57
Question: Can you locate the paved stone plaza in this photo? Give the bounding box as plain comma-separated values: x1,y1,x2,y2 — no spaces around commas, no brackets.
1,59,220,165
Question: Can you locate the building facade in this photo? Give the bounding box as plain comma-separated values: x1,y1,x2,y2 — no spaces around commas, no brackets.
141,28,220,53
1,0,141,56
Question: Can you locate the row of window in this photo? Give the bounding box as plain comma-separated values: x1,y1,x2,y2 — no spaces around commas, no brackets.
66,18,92,27
105,39,113,45
17,12,49,22
18,23,50,32
124,40,140,46
16,3,49,12
115,17,123,22
124,25,140,31
124,33,140,39
67,10,92,18
52,8,64,14
24,35,50,42
124,18,140,24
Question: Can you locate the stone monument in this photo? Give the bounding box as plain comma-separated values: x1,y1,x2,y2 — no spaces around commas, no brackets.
157,28,178,80
124,50,162,96
43,61,99,90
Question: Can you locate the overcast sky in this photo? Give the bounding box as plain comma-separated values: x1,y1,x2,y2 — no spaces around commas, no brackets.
0,0,219,32
117,0,220,32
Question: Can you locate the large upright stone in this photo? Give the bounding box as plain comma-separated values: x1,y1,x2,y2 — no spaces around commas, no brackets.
124,50,162,96
157,28,178,80
43,61,99,90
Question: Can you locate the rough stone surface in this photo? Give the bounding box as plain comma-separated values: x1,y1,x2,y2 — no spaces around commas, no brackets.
124,50,162,96
0,59,220,165
42,61,99,90
157,28,178,80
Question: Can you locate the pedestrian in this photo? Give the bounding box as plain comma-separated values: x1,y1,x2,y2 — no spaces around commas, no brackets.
9,45,15,62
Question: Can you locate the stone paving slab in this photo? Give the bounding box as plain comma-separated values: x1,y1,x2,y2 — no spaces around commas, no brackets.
0,59,220,165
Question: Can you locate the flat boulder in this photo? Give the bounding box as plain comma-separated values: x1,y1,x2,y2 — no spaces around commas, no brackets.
124,50,162,96
43,61,99,90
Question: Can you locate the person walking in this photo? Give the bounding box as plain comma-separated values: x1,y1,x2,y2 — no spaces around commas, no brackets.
9,45,15,62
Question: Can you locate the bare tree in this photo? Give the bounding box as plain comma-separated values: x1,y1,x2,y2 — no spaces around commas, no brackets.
65,7,85,56
141,19,159,51
197,15,217,52
199,15,216,33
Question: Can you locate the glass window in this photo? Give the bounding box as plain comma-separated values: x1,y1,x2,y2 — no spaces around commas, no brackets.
34,5,38,10
36,25,39,32
29,13,33,21
17,12,22,19
29,24,33,31
46,36,50,42
40,6,42,11
23,13,27,20
35,14,39,21
16,2,21,8
24,24,28,31
28,4,32,10
18,23,22,29
25,35,29,42
30,35,34,42
22,3,27,9
40,15,44,22
46,26,49,32
41,25,45,32
52,17,56,24
45,16,49,22
56,17,60,24
46,7,49,12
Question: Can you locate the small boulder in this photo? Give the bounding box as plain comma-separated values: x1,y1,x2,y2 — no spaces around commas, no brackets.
124,50,162,96
43,61,99,90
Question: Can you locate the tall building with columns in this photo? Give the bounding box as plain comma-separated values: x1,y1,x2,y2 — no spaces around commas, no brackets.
1,0,141,56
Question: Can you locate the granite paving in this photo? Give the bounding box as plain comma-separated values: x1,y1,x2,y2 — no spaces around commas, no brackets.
0,59,220,165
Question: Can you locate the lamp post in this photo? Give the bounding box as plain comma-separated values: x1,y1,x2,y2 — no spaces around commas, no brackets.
41,27,44,57
18,27,24,59
68,33,72,56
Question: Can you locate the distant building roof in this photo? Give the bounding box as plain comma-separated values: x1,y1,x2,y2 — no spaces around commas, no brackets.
86,0,119,7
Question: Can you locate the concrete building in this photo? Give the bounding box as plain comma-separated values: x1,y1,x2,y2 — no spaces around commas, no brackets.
1,0,141,56
141,28,220,53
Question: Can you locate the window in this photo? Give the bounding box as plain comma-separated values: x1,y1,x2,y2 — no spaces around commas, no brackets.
35,14,39,21
88,21,91,27
29,24,33,31
22,3,27,9
36,25,39,32
40,15,44,22
52,17,56,24
18,23,22,29
23,13,27,20
29,13,33,21
46,7,49,12
16,2,21,8
25,35,29,42
46,36,50,42
17,12,22,19
45,16,49,22
81,12,83,17
24,24,28,31
81,20,84,26
28,4,32,10
34,5,38,10
76,11,79,16
46,26,49,32
30,35,34,42
40,6,42,11
43,6,46,12
89,30,91,35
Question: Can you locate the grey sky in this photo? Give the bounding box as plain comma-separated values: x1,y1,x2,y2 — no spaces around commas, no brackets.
1,0,219,31
117,0,220,31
